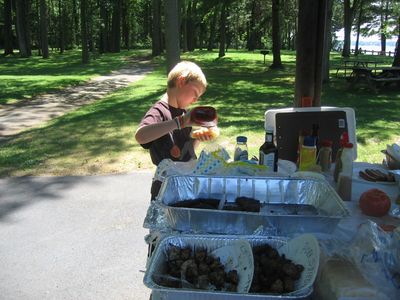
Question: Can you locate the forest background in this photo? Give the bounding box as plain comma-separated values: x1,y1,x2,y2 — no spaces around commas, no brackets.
1,0,399,64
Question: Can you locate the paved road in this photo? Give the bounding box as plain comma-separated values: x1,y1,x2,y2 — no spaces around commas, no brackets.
0,171,153,300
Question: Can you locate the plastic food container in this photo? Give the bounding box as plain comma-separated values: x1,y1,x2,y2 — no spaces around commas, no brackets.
144,234,318,300
156,175,349,236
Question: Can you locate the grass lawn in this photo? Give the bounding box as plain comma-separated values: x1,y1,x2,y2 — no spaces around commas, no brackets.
0,49,150,105
0,50,399,176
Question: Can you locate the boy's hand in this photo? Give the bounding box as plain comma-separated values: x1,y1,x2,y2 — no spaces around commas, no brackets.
182,110,192,128
190,127,220,141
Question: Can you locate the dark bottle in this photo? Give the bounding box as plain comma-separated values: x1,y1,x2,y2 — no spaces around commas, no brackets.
259,127,278,172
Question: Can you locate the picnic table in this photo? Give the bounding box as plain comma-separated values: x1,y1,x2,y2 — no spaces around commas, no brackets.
335,59,383,77
145,159,400,300
347,66,400,92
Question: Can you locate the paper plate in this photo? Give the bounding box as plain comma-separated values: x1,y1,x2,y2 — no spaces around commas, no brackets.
211,240,254,293
280,234,320,293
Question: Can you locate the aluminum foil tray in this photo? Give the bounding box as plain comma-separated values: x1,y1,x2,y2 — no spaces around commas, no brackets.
144,234,313,300
157,175,349,235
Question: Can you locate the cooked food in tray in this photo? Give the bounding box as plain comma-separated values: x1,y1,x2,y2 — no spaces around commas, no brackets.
250,244,304,294
156,245,240,292
156,175,350,235
358,169,395,183
154,243,305,294
171,197,319,215
171,197,261,212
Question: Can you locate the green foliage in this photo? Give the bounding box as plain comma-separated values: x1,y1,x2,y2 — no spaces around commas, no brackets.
0,50,399,176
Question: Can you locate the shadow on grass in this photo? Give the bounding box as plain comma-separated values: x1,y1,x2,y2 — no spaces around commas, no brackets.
0,81,164,177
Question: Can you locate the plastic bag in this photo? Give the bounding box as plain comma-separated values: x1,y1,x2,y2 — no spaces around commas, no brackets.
347,220,400,298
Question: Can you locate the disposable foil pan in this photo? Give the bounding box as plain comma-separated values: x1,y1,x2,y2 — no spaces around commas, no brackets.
144,234,313,300
157,175,349,235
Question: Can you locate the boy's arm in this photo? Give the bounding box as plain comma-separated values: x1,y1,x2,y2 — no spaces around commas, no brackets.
192,138,200,149
135,119,178,144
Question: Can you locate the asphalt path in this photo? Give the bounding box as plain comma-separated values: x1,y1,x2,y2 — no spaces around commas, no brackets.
0,171,153,300
0,58,154,141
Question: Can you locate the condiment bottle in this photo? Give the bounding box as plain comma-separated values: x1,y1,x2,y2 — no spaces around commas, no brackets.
317,139,333,172
234,136,249,161
259,127,278,171
296,129,311,167
337,142,354,201
299,136,317,171
312,123,320,153
333,132,349,182
190,106,218,127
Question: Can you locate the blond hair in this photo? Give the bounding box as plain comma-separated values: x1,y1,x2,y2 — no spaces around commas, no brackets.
167,61,207,89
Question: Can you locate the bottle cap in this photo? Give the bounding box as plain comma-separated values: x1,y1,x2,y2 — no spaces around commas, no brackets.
303,136,316,147
236,136,247,143
190,106,218,127
340,132,349,143
343,142,353,148
321,139,333,147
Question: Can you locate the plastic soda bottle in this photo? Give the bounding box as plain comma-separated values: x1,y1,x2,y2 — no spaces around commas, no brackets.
234,136,249,161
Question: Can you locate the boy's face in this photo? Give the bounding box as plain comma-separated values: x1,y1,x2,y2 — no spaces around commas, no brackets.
176,77,205,109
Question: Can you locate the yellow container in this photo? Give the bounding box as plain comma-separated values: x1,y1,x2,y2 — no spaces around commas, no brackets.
299,145,317,171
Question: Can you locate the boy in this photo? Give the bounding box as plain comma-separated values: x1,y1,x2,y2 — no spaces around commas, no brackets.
135,61,214,200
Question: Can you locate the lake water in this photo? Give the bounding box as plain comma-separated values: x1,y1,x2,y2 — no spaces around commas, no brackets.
351,40,396,52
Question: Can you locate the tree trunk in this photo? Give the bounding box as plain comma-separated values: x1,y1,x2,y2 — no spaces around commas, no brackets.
199,22,206,50
342,0,352,57
111,0,121,52
354,1,363,56
15,0,31,57
380,0,389,53
164,0,180,73
151,0,162,56
322,0,333,83
143,0,151,39
3,0,14,55
72,0,79,47
58,0,65,53
187,0,196,51
218,1,227,58
181,0,188,52
270,0,282,68
40,0,49,58
99,1,109,53
36,0,42,56
122,0,130,50
247,0,257,51
207,8,217,51
295,0,328,107
81,0,89,64
393,17,400,67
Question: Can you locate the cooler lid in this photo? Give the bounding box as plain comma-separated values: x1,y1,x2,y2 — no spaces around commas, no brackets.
264,107,357,163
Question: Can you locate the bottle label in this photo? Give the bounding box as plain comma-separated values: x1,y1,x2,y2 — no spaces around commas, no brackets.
299,146,317,171
260,152,275,170
235,148,248,161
